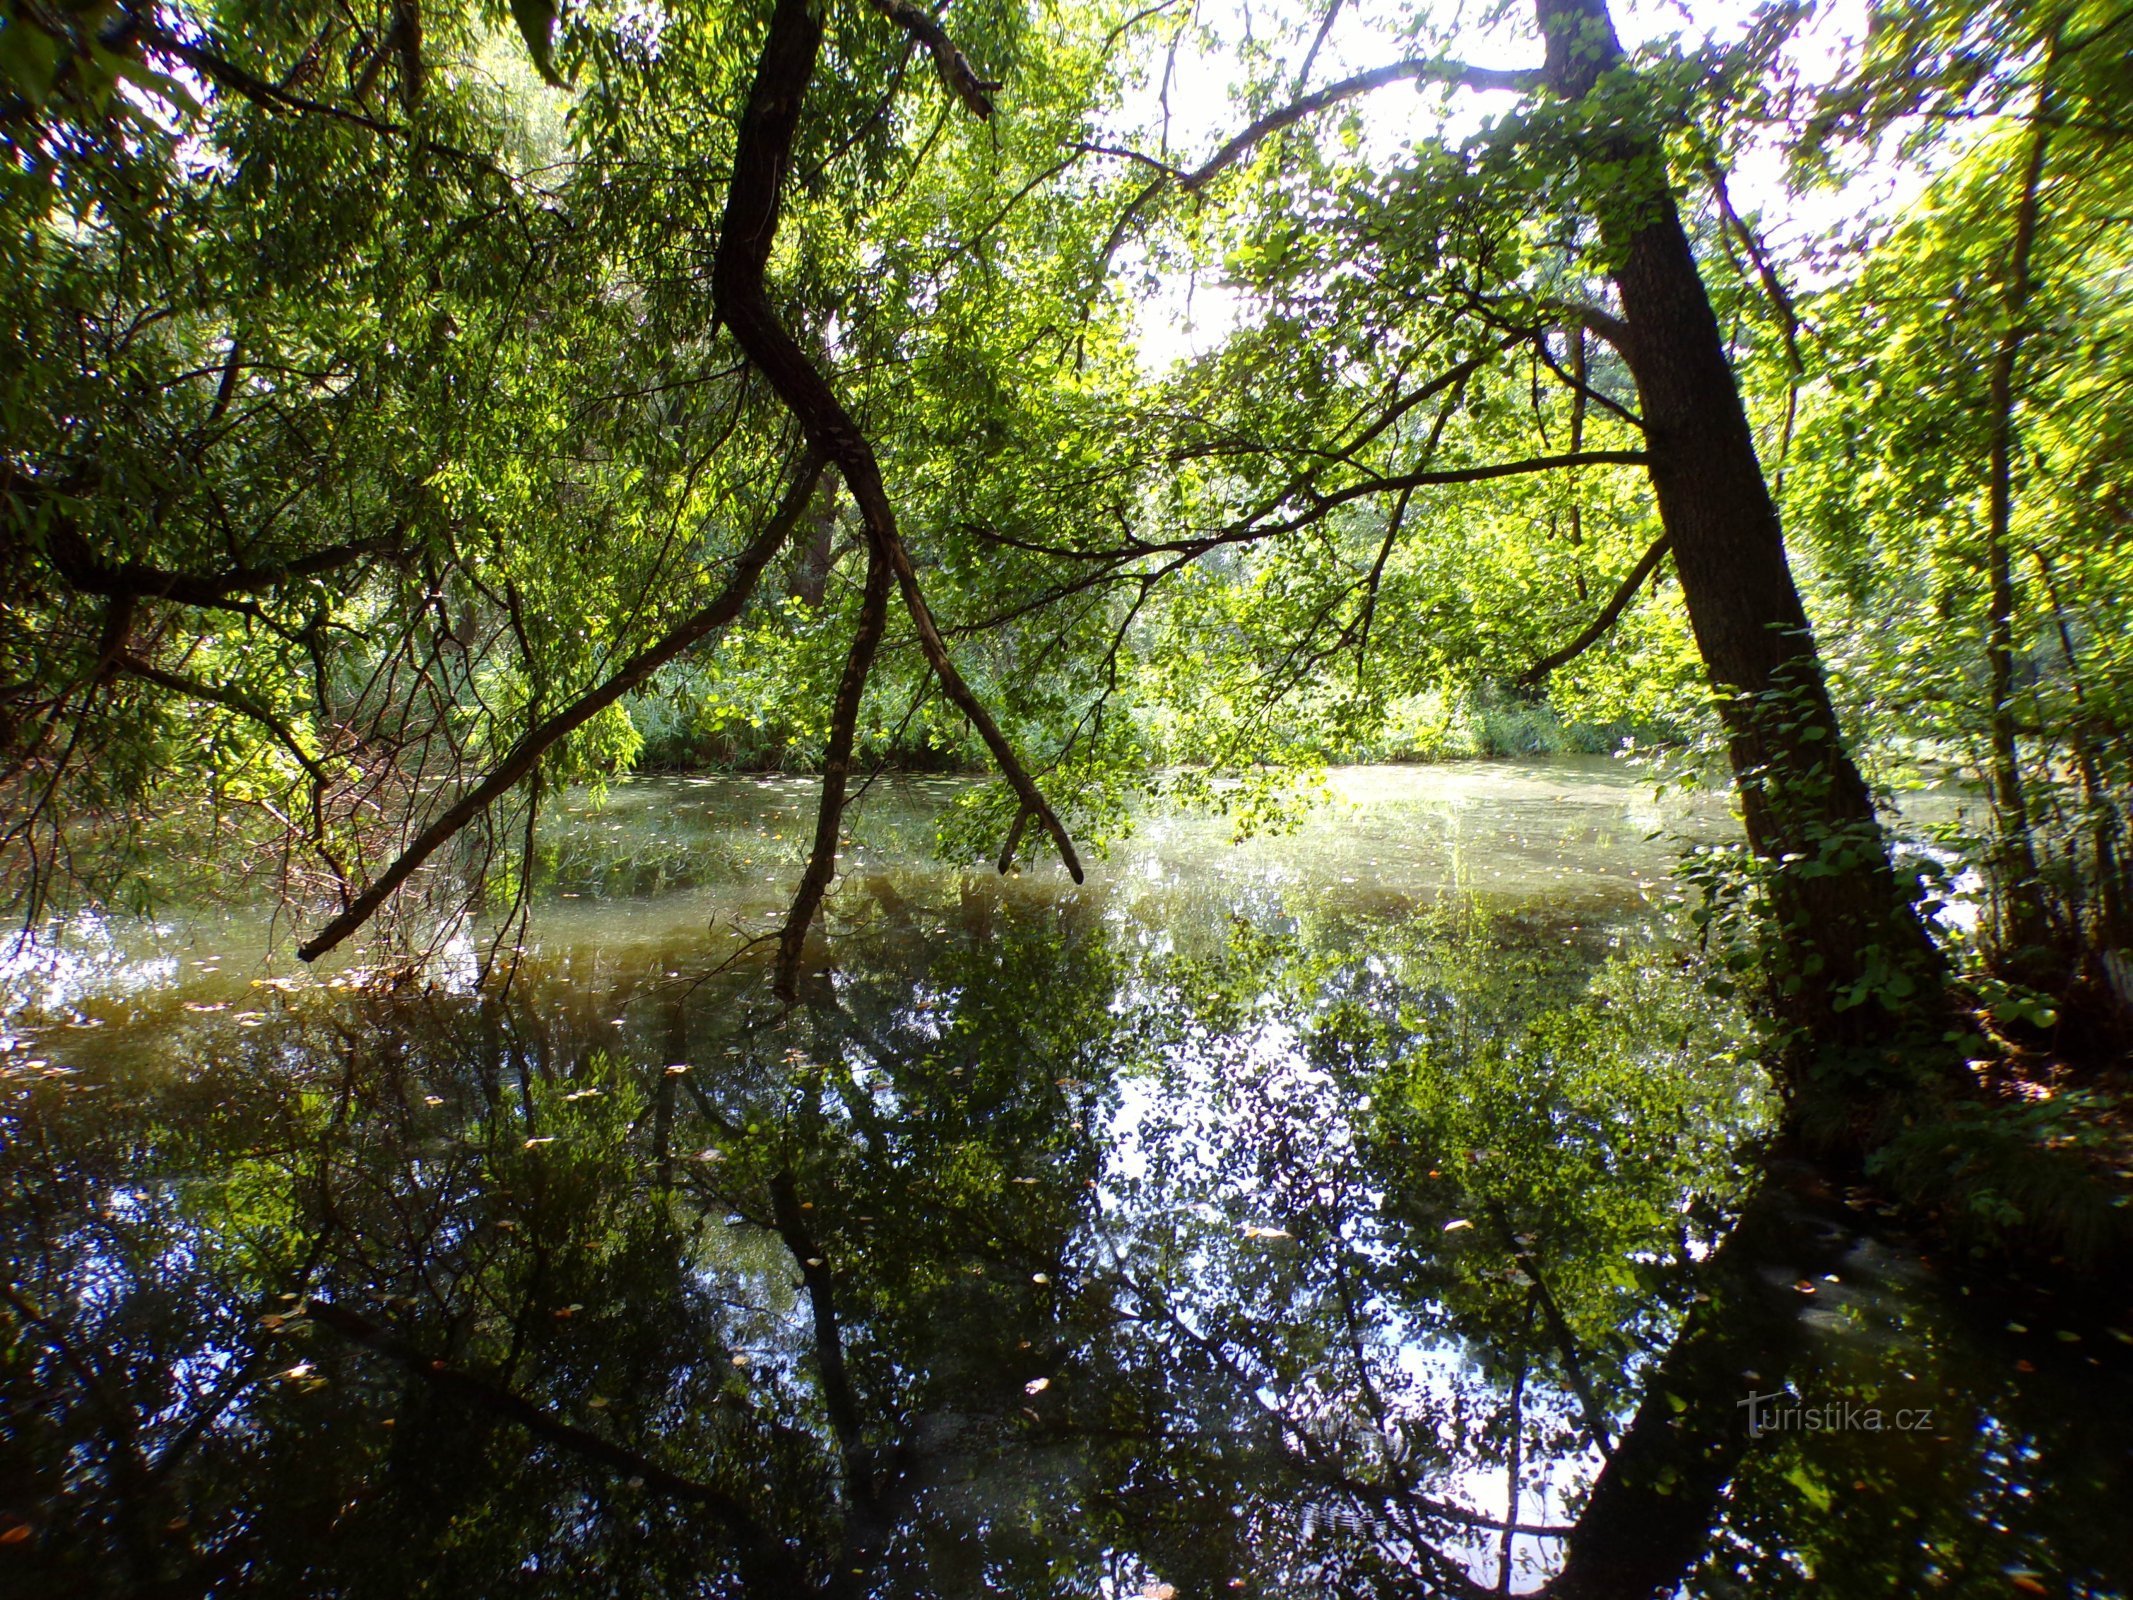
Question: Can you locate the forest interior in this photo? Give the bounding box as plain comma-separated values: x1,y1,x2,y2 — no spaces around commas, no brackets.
4,0,2133,1596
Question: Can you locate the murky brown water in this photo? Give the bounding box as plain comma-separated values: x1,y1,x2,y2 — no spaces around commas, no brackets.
2,760,2120,1598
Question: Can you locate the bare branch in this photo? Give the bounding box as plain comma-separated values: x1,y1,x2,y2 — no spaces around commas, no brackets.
1293,0,1347,93
1074,141,1191,182
1551,299,1634,358
866,0,1000,120
1182,58,1540,191
1516,532,1672,687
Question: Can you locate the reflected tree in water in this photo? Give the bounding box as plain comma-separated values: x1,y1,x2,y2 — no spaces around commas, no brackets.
3,897,2127,1596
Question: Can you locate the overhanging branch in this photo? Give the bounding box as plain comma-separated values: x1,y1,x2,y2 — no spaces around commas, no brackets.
1181,58,1540,191
866,0,1000,119
294,457,824,962
714,0,1083,890
1517,532,1672,687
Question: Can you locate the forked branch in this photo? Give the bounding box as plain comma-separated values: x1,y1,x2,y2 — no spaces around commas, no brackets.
715,0,1083,905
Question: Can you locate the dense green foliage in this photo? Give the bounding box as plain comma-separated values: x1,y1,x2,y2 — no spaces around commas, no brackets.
2,1,2128,1048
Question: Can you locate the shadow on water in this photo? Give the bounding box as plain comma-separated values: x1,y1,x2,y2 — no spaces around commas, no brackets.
2,765,2127,1597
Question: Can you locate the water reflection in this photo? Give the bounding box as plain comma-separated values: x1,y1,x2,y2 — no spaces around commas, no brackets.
2,766,2126,1597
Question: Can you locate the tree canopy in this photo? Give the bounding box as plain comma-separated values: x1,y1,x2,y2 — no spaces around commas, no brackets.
3,0,2128,1060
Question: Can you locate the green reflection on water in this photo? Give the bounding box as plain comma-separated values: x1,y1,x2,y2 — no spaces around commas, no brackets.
0,762,2124,1597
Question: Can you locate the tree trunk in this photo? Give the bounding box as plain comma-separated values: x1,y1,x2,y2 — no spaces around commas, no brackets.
1536,0,1945,1062
1981,54,2059,977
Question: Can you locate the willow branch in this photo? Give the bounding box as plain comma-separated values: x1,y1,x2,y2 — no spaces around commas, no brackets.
295,458,823,962
45,520,402,610
714,0,1082,884
111,653,329,787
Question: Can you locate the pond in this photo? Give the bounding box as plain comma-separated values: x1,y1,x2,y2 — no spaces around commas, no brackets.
3,760,2126,1598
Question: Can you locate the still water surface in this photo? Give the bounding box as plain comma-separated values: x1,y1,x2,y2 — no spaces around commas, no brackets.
3,760,2125,1597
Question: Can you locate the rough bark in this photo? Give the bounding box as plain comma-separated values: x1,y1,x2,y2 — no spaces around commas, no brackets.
1982,56,2059,972
1536,0,1945,1057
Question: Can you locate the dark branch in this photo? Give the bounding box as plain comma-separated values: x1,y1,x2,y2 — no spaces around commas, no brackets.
44,521,402,611
1516,532,1672,687
302,1297,800,1584
111,653,329,787
866,0,1000,119
1293,0,1347,93
295,458,824,962
714,0,1082,884
775,539,892,1000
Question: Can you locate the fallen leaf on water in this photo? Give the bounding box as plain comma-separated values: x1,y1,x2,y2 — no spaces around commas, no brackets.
279,1364,315,1381
1141,1585,1176,1599
695,1148,724,1162
2011,1577,2050,1596
2014,1359,2037,1373
1794,1280,1818,1296
423,1096,444,1106
1032,1272,1051,1284
0,1523,32,1546
806,1258,825,1268
1242,1225,1292,1240
523,1137,556,1149
182,1001,228,1013
731,1353,750,1367
1442,1219,1473,1233
1024,1377,1050,1395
